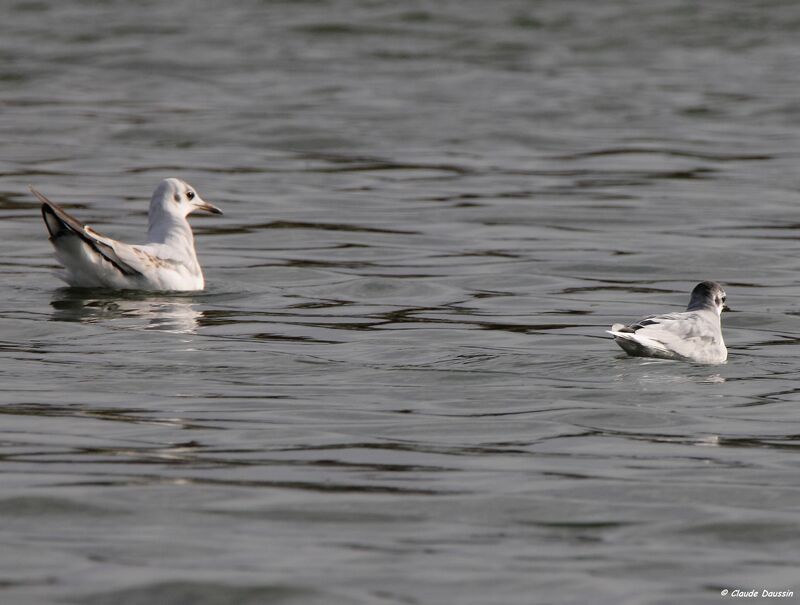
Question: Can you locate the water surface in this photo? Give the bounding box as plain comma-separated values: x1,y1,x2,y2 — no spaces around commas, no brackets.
1,1,800,604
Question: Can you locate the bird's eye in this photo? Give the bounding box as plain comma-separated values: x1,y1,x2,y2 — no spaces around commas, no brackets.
187,191,195,200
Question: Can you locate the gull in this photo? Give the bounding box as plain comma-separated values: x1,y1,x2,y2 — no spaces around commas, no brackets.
34,178,222,291
607,281,729,364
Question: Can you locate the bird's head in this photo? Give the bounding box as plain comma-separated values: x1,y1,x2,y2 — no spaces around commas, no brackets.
150,178,222,220
687,281,729,315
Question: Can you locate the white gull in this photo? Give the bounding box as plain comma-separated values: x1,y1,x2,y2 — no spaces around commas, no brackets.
34,177,222,291
607,281,729,364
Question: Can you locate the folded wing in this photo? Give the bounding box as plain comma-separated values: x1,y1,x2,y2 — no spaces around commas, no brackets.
607,312,710,360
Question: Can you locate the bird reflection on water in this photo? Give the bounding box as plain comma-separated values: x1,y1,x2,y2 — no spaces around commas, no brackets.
49,288,203,334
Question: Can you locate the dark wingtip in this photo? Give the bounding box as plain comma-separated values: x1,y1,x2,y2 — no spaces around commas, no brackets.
33,188,84,240
39,198,62,238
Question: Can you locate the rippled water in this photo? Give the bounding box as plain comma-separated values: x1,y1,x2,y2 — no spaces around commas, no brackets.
2,1,800,604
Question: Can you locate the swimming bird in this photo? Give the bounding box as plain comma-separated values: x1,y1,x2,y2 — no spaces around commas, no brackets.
34,178,222,291
607,281,729,364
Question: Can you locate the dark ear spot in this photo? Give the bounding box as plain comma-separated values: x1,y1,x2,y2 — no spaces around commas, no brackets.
173,193,181,203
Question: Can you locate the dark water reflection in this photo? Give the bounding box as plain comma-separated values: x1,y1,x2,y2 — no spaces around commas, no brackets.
1,1,800,604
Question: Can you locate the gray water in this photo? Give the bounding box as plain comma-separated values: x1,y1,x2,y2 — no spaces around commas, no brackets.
1,1,800,604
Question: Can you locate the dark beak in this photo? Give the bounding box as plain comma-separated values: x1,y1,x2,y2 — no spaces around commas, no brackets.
722,304,732,312
193,200,223,215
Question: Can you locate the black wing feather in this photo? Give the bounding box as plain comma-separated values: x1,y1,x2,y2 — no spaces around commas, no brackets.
33,187,141,277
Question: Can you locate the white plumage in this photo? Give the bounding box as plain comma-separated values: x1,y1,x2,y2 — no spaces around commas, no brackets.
35,178,222,291
607,281,729,364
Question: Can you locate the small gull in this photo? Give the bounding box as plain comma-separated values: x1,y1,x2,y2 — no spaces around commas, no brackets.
607,281,729,364
33,178,222,291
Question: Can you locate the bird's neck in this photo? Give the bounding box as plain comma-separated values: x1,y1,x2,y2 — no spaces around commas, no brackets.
686,299,715,313
147,212,197,255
